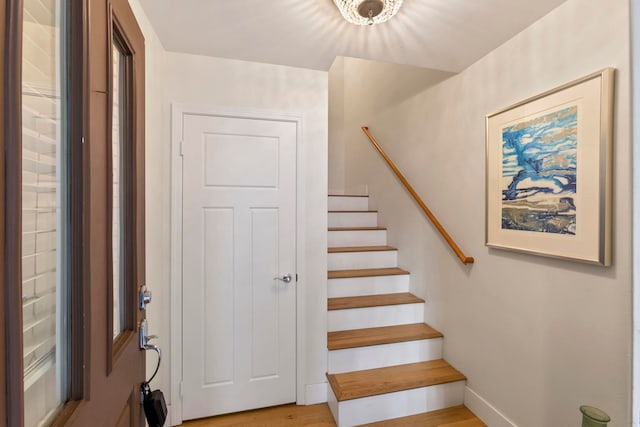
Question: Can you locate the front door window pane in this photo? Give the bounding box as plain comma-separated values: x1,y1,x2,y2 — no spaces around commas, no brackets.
112,40,127,339
22,0,69,425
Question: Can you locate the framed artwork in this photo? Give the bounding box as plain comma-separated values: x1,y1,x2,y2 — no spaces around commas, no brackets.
485,68,614,265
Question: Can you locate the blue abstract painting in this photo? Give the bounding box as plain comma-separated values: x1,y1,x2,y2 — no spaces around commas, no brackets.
501,106,578,235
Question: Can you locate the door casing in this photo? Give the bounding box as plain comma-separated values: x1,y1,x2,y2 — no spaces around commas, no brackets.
170,105,307,425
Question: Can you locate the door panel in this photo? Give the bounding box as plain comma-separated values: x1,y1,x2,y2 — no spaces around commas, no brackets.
182,114,297,420
203,133,279,187
115,403,131,427
250,208,280,379
202,208,234,386
67,0,146,424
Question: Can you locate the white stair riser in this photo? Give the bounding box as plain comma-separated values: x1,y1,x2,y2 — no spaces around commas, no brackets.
328,251,397,271
328,212,377,228
327,382,339,425
328,196,369,211
327,380,466,427
328,275,410,298
328,338,443,374
328,303,424,332
328,229,387,247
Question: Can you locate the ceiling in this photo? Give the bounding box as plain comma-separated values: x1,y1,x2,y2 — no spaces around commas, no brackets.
138,0,569,72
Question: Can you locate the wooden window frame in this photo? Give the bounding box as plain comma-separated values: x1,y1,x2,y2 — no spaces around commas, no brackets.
107,14,138,372
4,0,22,422
68,0,89,403
0,0,6,424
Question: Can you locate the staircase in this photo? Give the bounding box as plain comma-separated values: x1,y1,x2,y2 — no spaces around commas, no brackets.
326,195,485,427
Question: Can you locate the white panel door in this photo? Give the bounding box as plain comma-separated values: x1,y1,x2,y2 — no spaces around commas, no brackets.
181,113,297,420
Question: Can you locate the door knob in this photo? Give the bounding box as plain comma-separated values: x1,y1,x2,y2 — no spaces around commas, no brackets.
275,273,292,284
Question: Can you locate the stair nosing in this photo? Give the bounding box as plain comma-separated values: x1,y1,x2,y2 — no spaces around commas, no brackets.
328,267,409,279
326,360,467,402
328,323,443,350
328,292,424,311
355,405,487,427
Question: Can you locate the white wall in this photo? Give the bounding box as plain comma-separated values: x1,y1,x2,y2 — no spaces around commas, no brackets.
329,57,345,193
128,0,172,405
329,57,454,194
633,0,640,423
341,0,632,425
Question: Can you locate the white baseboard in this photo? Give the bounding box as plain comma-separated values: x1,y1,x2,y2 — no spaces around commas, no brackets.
304,382,328,405
464,386,517,427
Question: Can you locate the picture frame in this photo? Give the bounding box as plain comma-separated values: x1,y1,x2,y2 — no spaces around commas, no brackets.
485,68,615,265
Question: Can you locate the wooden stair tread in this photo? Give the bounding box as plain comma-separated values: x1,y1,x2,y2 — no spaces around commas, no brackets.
356,405,486,427
328,323,443,350
328,227,387,231
328,293,423,310
328,267,409,279
328,245,396,253
327,360,466,401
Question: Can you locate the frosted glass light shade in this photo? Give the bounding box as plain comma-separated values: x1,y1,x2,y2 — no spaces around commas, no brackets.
332,0,404,26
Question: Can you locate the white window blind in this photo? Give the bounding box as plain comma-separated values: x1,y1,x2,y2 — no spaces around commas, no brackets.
21,0,67,425
22,81,59,383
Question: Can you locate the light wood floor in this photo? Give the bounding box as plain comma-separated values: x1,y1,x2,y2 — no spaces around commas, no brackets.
182,404,336,427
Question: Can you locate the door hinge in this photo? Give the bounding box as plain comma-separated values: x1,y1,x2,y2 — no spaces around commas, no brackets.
179,141,184,156
179,381,183,398
296,273,298,282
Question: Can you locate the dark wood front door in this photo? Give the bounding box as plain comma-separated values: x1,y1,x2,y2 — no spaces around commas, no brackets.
1,0,147,425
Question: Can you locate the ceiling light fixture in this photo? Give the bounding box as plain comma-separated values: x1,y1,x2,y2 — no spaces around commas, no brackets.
332,0,404,26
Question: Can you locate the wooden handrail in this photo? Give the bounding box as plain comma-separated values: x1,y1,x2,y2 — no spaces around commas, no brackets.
361,127,474,265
